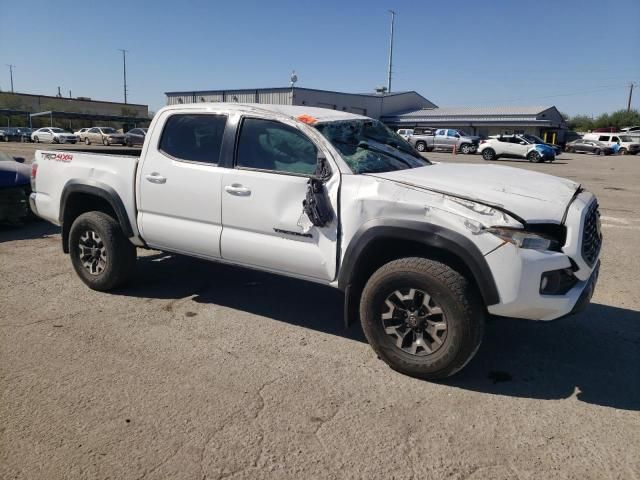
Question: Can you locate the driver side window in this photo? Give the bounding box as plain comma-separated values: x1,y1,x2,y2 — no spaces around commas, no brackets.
236,118,318,176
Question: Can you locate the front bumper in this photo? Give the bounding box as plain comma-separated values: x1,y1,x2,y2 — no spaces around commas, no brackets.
485,190,600,321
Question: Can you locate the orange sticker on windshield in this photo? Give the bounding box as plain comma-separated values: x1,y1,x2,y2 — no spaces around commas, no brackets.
297,114,318,125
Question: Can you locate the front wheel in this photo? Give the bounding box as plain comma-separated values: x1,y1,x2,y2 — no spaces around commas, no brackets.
34,136,39,143
460,143,472,154
360,257,484,380
619,148,627,155
103,137,109,146
527,151,542,163
85,137,91,145
69,211,136,291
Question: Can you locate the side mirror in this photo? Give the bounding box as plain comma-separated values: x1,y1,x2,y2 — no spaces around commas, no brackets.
13,157,25,163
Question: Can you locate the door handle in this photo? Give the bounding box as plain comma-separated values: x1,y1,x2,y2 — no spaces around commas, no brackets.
145,173,166,184
224,184,251,196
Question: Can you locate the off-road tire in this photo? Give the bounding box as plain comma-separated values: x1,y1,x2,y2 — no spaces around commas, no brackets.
360,257,485,380
482,148,496,161
69,211,136,291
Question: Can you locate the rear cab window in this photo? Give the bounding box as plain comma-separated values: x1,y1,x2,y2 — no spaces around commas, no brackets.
159,114,227,164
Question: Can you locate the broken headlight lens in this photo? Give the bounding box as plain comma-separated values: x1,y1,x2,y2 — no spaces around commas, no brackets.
485,227,557,251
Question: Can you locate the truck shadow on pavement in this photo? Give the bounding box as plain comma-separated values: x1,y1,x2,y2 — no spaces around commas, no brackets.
123,253,639,411
0,220,59,243
446,304,640,411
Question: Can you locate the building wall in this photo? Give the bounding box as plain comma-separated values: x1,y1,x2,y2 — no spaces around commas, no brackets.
167,90,292,106
165,88,435,119
0,92,148,117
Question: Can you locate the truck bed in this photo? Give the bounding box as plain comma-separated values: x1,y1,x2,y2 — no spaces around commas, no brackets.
32,149,141,239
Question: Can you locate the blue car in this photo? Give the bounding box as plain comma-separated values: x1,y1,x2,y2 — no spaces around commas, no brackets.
0,151,32,223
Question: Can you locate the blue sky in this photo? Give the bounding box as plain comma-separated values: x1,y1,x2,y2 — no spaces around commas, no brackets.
1,0,638,116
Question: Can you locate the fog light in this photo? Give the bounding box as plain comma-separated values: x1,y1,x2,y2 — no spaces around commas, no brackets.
540,269,578,295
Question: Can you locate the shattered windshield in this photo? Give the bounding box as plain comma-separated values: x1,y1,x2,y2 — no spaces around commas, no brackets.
314,119,430,174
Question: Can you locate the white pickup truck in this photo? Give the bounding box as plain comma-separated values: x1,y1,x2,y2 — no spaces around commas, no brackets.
30,103,602,379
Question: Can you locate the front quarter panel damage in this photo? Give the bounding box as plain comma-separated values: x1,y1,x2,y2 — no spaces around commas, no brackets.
339,174,521,263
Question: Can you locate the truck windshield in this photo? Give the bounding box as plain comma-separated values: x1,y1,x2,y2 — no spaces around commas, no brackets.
315,120,430,174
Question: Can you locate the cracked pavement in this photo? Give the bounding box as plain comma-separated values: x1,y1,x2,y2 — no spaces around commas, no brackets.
1,145,639,479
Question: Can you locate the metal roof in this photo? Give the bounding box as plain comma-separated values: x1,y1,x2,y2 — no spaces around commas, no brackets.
165,86,426,99
160,103,368,122
385,106,553,118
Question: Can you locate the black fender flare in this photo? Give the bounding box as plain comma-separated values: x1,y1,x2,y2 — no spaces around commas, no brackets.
338,219,500,324
59,179,134,252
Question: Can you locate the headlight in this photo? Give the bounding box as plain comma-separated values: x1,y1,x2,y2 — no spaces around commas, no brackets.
484,227,557,251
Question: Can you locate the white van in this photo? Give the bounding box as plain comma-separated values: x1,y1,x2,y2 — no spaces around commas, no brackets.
582,133,640,155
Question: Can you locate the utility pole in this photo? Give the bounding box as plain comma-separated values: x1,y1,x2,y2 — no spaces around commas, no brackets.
118,49,128,104
387,10,396,93
627,82,635,112
6,64,15,93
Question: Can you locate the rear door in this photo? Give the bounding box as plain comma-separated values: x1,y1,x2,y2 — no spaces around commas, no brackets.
220,116,339,281
137,111,228,258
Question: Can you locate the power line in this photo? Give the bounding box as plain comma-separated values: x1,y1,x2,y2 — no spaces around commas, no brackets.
468,83,632,105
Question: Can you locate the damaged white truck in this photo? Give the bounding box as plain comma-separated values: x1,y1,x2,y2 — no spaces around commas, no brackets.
29,104,602,379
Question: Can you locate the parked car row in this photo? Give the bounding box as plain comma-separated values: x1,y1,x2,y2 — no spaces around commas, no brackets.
566,133,640,155
73,127,147,146
0,127,34,142
0,126,147,147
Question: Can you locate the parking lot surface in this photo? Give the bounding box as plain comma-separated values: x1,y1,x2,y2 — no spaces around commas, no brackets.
1,143,639,479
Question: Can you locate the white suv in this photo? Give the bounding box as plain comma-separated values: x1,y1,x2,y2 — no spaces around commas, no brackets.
478,134,556,162
582,133,640,155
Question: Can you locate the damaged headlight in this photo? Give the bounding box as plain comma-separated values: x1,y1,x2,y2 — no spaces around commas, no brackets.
484,227,558,251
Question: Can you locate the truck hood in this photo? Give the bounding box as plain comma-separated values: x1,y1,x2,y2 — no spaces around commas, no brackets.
368,162,580,223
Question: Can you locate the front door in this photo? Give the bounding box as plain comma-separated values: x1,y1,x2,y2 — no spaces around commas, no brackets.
138,112,228,259
220,116,339,281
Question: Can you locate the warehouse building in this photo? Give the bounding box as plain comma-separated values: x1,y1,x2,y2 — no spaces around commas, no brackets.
165,87,436,119
0,91,149,129
381,106,569,144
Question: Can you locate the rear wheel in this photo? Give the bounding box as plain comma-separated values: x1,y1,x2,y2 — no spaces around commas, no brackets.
415,141,427,152
69,211,136,291
482,148,496,161
360,257,484,380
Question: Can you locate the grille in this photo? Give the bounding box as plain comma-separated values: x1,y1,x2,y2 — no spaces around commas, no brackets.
581,201,602,266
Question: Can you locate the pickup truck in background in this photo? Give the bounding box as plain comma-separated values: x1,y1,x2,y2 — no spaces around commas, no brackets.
29,103,602,380
406,128,481,154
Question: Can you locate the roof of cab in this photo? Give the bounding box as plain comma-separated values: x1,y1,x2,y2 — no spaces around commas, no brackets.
159,103,369,123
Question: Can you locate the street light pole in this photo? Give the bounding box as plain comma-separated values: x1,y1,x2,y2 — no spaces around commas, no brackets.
6,64,15,93
118,49,128,104
387,10,396,93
